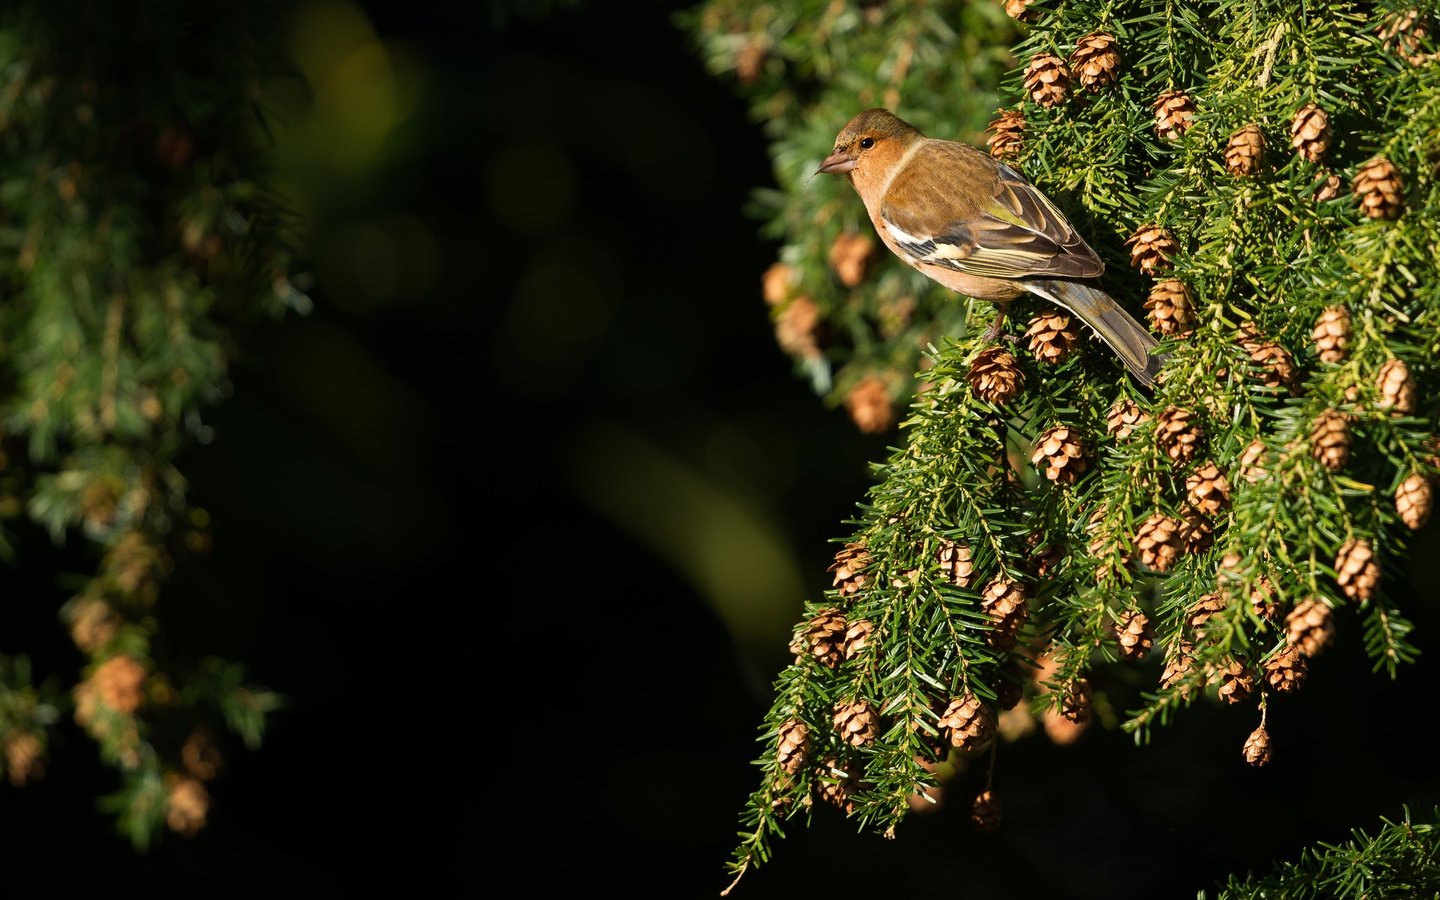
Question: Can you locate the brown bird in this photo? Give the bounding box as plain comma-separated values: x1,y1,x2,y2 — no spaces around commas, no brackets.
818,107,1165,388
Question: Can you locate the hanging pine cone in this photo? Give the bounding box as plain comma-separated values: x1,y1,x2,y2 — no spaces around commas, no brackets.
1335,538,1380,601
1353,156,1405,219
1238,324,1298,391
1286,598,1337,657
1156,406,1205,465
1312,305,1351,363
1376,358,1416,415
833,699,878,746
816,758,860,813
1070,32,1120,91
1224,124,1265,177
1187,592,1228,634
801,608,849,667
1181,508,1216,554
774,296,821,359
980,578,1028,650
1186,461,1232,515
936,538,976,588
1023,53,1071,108
1314,171,1342,202
1264,645,1309,693
1290,103,1332,163
830,542,872,597
828,232,878,287
1106,397,1151,439
1126,224,1179,276
843,619,874,660
1136,513,1183,573
1161,641,1197,696
1026,310,1082,364
1144,279,1196,337
1060,678,1093,725
939,693,997,752
1396,474,1433,530
1114,611,1154,660
1212,658,1256,704
1250,574,1281,622
1153,89,1197,141
1028,541,1065,579
1378,8,1433,65
1243,725,1272,767
776,719,810,775
968,346,1025,405
1310,409,1351,472
971,789,1002,833
846,375,896,434
1031,426,1090,485
762,262,795,306
1003,0,1037,20
1239,439,1269,483
986,108,1026,160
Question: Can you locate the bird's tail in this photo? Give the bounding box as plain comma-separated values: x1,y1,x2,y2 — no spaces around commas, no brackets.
1026,278,1167,389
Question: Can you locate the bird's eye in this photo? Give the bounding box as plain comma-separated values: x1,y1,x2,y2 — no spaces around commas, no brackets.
859,137,875,149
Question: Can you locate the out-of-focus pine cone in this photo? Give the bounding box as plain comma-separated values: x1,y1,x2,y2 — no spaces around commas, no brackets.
1311,305,1350,363
968,346,1025,405
774,296,822,359
1224,124,1265,177
1145,279,1196,337
1378,8,1433,65
762,261,796,306
1239,439,1269,483
828,232,878,287
1024,53,1072,108
1070,32,1120,92
972,789,1003,833
1003,0,1037,20
1153,89,1197,141
846,375,896,434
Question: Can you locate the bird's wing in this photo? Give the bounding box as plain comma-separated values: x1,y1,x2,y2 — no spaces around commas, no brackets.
877,141,1103,281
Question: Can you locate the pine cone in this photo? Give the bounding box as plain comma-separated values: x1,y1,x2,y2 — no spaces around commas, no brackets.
1070,32,1120,92
1353,156,1405,220
3,732,43,787
1224,123,1265,177
1243,725,1272,767
986,108,1026,160
1285,598,1337,657
1136,513,1183,572
1239,439,1269,483
801,608,849,668
937,538,976,588
1187,592,1228,634
1028,541,1064,579
828,232,878,287
1181,508,1216,554
762,262,795,306
1106,397,1151,439
1264,645,1308,693
980,578,1029,650
1290,103,1332,163
1126,224,1178,276
1153,89,1197,141
846,375,896,434
834,699,878,746
1379,9,1433,65
1186,461,1232,515
971,789,1002,833
1060,678,1093,724
939,693,997,752
1114,611,1154,660
734,38,766,85
1250,574,1281,622
1023,53,1071,108
1312,305,1351,363
1031,426,1090,485
968,346,1025,405
776,719,811,775
1161,641,1197,696
1212,657,1256,704
1238,324,1298,390
1376,358,1416,414
816,758,860,813
1003,0,1037,20
1026,310,1082,364
1156,406,1205,465
1310,409,1351,472
830,542,872,598
774,296,822,359
94,655,146,714
1335,538,1380,601
1144,279,1196,337
843,618,874,660
165,775,210,836
1314,171,1343,202
1396,473,1433,530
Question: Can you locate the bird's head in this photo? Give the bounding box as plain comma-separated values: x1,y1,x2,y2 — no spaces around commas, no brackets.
817,108,922,179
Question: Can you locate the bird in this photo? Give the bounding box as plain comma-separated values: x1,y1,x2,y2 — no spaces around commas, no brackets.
817,107,1165,389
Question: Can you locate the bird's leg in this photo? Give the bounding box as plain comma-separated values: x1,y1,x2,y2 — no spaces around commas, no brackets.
979,304,1016,343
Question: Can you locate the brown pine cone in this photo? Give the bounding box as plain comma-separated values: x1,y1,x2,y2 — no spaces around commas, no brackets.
971,789,1003,833
980,578,1029,650
1026,310,1082,364
1238,324,1298,390
1060,678,1093,725
816,757,860,813
1239,439,1269,483
846,375,896,434
1136,513,1183,572
165,775,210,836
1264,645,1309,693
1187,592,1228,634
94,655,146,714
774,296,822,359
936,538,976,588
1396,474,1433,530
1250,574,1282,622
3,732,43,787
830,542,872,598
762,262,795,306
1335,538,1380,601
1003,0,1037,19
1126,224,1179,276
1224,124,1265,177
828,232,878,287
1290,103,1332,163
1285,598,1337,657
1243,725,1272,767
1156,406,1204,465
1070,32,1120,92
1212,658,1256,704
939,693,997,752
1106,397,1151,439
833,699,879,746
1114,610,1154,660
1028,541,1065,579
1145,279,1196,337
777,719,811,775
986,108,1026,160
1376,358,1416,415
1180,508,1216,554
1186,461,1232,515
1314,171,1343,202
842,619,874,660
1310,409,1351,472
1312,305,1351,363
1160,641,1197,696
1024,53,1071,108
1379,8,1433,65
800,608,849,667
1153,89,1197,141
1353,156,1405,219
1031,426,1090,485
968,346,1025,405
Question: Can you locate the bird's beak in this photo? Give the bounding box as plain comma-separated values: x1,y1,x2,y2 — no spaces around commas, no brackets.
817,148,857,174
